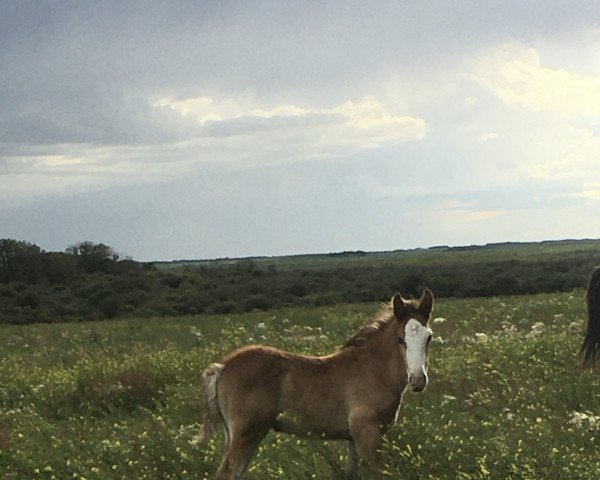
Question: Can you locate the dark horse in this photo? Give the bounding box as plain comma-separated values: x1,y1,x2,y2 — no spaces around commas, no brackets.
581,267,600,366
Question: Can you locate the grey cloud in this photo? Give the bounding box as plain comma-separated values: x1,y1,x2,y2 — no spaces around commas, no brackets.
2,0,599,151
2,1,600,259
5,1,599,96
0,93,196,146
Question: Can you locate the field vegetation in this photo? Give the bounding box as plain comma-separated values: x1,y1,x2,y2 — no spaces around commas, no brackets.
1,238,599,325
2,291,600,479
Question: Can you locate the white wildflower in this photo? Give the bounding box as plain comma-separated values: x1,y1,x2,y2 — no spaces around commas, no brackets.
527,322,545,337
433,317,447,324
500,322,517,335
190,327,203,343
257,322,266,330
568,411,600,430
475,332,489,343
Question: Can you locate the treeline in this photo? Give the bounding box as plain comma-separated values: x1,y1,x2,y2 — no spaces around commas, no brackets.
0,238,597,325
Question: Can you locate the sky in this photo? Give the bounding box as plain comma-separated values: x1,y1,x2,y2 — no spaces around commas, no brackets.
2,1,600,261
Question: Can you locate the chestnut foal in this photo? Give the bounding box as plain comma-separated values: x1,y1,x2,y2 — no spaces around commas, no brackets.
198,289,435,479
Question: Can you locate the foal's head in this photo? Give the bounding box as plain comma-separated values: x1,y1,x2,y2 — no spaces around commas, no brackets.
392,289,434,392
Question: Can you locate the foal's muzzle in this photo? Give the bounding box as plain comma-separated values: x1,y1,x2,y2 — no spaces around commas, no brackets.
409,373,427,392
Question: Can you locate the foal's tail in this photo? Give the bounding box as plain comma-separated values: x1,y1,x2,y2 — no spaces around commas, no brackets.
194,362,226,444
581,268,600,367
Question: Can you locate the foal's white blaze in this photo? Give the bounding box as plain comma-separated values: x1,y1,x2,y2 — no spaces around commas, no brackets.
404,318,432,391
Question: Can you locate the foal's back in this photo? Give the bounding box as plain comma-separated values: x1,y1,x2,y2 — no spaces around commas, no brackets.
218,346,349,427
217,343,401,439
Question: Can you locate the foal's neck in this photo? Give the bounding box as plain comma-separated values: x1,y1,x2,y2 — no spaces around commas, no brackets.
358,322,405,377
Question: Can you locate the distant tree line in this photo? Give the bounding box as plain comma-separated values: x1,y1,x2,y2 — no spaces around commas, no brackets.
0,238,596,325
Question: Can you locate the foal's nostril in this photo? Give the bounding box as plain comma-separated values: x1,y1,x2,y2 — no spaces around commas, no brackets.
409,374,427,391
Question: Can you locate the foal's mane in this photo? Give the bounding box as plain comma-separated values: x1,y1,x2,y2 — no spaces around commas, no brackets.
342,297,417,349
343,305,394,349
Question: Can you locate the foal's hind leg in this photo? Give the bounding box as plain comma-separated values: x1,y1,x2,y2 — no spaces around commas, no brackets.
214,422,271,480
344,441,359,479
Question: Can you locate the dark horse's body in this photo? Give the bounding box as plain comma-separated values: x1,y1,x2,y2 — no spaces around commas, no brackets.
581,267,600,366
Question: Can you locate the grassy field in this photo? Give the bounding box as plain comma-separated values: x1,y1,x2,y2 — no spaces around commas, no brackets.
2,291,600,479
154,238,600,271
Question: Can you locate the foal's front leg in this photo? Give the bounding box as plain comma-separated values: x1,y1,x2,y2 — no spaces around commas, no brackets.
348,411,384,473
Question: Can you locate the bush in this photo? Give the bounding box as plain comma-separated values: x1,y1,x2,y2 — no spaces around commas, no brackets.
244,295,273,311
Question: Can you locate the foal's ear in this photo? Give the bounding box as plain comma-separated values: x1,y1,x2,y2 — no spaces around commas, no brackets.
418,288,434,319
392,293,407,318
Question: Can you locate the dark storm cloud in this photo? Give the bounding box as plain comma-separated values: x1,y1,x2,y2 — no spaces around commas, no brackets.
2,0,599,150
0,92,195,146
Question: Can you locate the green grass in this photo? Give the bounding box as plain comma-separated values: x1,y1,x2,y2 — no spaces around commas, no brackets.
2,291,600,479
153,238,600,271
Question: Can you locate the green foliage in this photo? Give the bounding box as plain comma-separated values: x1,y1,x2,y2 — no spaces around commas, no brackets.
1,238,600,325
0,239,44,284
0,292,599,478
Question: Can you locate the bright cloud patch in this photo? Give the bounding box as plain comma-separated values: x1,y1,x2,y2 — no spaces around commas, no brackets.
539,129,600,179
157,95,427,150
461,43,600,202
473,44,600,117
437,200,506,224
478,132,499,142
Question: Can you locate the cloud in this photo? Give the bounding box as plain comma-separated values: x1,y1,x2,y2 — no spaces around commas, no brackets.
564,187,600,200
355,175,433,199
0,93,196,147
436,199,506,223
477,132,499,142
464,96,478,106
472,43,600,117
0,94,427,202
158,95,427,148
444,43,600,199
530,129,600,181
3,3,600,259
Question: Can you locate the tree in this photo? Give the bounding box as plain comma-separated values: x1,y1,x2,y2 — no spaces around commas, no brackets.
66,241,120,273
66,241,119,261
0,239,44,283
43,252,78,284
